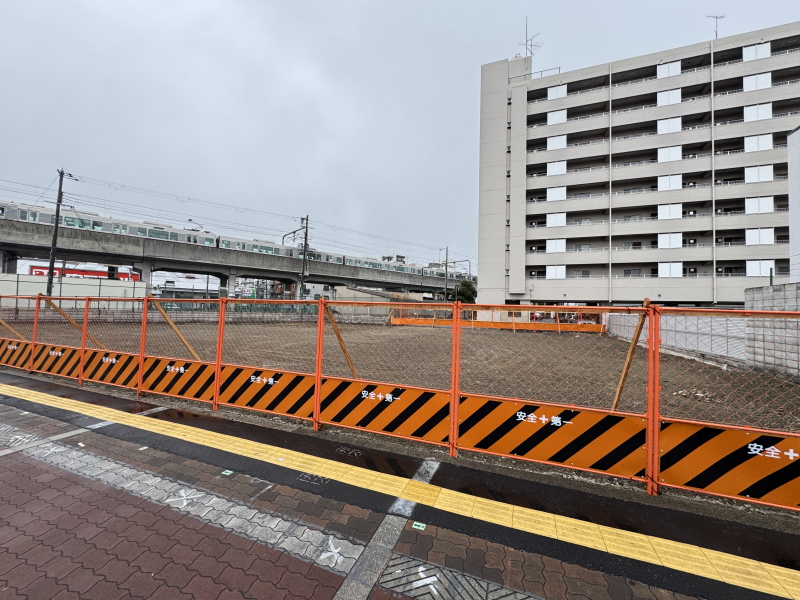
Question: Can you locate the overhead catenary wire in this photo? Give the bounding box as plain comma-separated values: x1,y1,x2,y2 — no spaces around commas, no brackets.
68,174,475,258
0,174,477,269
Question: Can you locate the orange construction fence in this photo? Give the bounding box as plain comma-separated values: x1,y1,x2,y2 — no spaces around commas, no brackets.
0,294,799,512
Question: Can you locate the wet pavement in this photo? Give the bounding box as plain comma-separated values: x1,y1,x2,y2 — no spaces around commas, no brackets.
0,368,798,599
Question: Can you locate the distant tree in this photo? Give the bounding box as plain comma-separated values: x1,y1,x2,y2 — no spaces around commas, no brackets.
453,280,477,303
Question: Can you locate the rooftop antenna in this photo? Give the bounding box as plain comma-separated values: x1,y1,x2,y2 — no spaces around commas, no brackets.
707,15,725,39
519,17,543,58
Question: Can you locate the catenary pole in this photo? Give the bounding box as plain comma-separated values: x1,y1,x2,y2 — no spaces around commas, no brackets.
298,215,309,300
45,169,65,296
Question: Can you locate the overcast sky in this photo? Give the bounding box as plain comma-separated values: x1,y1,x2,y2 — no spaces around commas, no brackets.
1,1,797,269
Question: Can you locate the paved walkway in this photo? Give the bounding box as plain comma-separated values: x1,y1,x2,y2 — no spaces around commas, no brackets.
0,379,797,599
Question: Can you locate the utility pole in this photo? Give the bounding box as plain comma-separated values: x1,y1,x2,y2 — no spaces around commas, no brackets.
298,215,309,300
45,169,65,296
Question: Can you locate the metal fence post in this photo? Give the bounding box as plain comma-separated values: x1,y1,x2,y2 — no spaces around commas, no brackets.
449,301,462,458
137,297,149,396
313,298,325,431
213,298,227,412
646,306,661,495
78,298,90,385
29,295,41,372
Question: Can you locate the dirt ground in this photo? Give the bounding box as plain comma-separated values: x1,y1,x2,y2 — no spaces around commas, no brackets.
13,315,800,433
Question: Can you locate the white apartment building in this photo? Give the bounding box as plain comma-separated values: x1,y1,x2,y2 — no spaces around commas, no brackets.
790,125,800,282
479,22,800,306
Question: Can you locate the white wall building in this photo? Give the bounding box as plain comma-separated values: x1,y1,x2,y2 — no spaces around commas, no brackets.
479,22,800,305
790,125,800,282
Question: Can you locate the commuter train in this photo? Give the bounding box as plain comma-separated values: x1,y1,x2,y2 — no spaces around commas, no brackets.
0,202,476,283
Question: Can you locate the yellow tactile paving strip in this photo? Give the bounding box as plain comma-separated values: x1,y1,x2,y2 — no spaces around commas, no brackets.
0,383,796,599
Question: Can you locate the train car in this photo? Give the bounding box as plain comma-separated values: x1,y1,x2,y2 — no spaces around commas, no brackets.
0,201,475,281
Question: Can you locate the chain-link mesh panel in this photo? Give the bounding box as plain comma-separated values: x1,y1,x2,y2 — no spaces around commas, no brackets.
222,300,319,375
459,306,648,414
34,297,85,348
322,302,452,391
144,299,219,363
85,299,145,354
0,296,37,342
658,312,800,433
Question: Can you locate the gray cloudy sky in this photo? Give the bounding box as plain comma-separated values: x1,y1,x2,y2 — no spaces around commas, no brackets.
1,1,797,269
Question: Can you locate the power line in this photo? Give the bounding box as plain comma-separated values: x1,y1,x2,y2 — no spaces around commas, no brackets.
68,173,462,254
1,174,476,267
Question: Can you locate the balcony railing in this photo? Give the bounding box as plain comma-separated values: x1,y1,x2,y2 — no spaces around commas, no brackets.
682,94,711,103
681,65,711,74
612,103,656,115
612,76,657,88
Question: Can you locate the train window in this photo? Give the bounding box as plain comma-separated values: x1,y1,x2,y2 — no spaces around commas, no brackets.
193,236,199,244
346,258,353,265
285,249,293,257
79,219,91,229
64,217,77,227
148,229,169,239
169,232,178,241
92,221,103,230
204,237,214,246
220,240,230,248
235,242,243,250
0,207,4,217
19,210,27,221
335,257,342,263
28,211,38,222
137,227,146,236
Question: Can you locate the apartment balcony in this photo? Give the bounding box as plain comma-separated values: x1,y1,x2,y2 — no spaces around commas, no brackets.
527,220,609,239
527,140,610,164
617,184,712,205
713,49,800,82
611,98,711,128
714,146,788,170
609,70,712,104
527,115,610,139
715,178,789,200
715,210,788,230
526,248,610,266
715,85,800,115
610,127,713,155
714,242,789,260
712,111,800,140
526,195,609,214
527,87,609,114
610,213,712,235
610,244,714,263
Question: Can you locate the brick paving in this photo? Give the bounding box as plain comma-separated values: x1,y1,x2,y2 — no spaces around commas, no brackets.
0,451,343,599
0,402,706,600
58,428,386,545
0,403,76,442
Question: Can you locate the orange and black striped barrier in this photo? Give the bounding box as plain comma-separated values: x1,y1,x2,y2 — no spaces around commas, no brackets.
0,294,799,512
